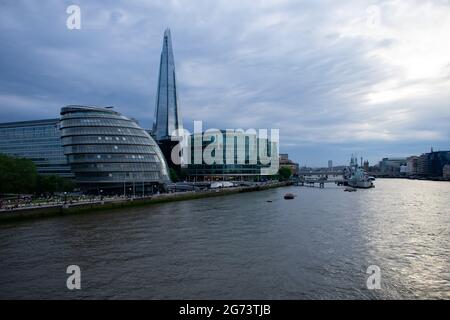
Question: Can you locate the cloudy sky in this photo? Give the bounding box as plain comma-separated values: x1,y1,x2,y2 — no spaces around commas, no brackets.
1,0,449,166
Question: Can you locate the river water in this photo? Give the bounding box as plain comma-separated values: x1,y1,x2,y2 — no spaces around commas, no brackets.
0,179,449,299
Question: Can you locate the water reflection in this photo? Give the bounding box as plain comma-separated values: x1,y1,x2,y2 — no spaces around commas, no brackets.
0,179,448,299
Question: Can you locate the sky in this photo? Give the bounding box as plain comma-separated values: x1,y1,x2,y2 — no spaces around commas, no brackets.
1,0,449,166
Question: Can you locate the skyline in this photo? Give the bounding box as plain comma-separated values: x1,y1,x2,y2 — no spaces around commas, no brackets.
1,1,450,166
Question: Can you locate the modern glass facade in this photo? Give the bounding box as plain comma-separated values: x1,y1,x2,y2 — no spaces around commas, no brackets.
183,131,279,180
0,119,73,178
60,105,170,192
427,151,450,177
152,28,183,142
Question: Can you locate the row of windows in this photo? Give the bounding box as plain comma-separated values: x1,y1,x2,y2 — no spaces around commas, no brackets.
67,153,158,162
0,137,62,145
75,171,161,182
61,112,128,120
71,162,160,172
0,151,65,159
0,144,63,151
29,162,70,167
61,135,154,146
60,126,148,137
0,126,59,138
60,118,139,129
64,145,157,154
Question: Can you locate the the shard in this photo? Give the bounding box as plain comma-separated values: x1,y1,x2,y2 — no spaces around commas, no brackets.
152,28,183,142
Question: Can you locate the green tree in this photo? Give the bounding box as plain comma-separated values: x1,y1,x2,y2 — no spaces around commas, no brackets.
36,175,75,194
0,153,37,193
169,168,179,182
278,166,293,181
61,179,75,192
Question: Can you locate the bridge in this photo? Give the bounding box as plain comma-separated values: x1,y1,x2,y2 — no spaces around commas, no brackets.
297,170,343,176
293,176,346,188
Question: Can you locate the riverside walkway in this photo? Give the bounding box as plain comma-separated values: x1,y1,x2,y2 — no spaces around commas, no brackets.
0,181,291,222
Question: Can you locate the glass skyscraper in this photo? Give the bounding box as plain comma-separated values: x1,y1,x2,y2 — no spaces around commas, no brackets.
152,28,183,142
0,119,73,178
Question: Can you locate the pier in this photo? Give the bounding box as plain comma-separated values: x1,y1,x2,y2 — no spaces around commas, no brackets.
294,176,346,189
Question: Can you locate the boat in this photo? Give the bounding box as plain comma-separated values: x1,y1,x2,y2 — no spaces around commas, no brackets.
284,193,295,200
343,156,375,189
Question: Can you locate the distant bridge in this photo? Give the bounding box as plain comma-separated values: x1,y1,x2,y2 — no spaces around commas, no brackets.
293,176,346,188
297,170,344,176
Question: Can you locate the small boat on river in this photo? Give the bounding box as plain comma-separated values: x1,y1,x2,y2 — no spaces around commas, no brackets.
284,193,296,200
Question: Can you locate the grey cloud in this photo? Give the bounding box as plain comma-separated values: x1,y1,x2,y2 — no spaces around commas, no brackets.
0,0,449,166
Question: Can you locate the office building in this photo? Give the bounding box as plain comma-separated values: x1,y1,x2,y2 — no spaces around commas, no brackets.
379,157,407,176
0,119,73,178
406,156,420,175
183,131,278,181
443,165,450,180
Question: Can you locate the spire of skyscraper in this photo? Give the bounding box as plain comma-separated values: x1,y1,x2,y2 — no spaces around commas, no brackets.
152,28,183,141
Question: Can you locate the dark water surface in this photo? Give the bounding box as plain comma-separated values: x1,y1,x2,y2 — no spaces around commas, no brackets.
0,179,449,299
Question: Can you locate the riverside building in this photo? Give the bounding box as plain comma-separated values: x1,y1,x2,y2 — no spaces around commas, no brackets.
0,119,73,178
59,105,170,194
181,130,279,181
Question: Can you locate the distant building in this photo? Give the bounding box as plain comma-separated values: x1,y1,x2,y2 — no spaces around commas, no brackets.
443,165,450,180
363,160,369,172
406,156,420,175
427,151,450,177
379,157,407,176
417,153,430,176
415,151,450,177
0,119,73,178
400,165,408,175
280,154,299,175
328,160,333,170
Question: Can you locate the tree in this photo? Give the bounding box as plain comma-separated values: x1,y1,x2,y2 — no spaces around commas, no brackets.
278,166,293,181
0,153,37,193
36,174,75,195
0,154,75,195
169,168,179,182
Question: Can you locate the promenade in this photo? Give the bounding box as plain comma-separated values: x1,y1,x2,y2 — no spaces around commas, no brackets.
0,181,291,223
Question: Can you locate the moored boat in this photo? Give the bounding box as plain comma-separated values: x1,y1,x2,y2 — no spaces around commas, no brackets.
344,156,375,189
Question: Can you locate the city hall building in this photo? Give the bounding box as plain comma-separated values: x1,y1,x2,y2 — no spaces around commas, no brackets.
59,105,170,194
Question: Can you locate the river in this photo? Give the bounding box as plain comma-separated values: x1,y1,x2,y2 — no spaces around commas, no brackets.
0,179,449,299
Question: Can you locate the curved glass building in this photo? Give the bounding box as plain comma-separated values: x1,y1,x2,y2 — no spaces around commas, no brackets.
60,105,170,194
